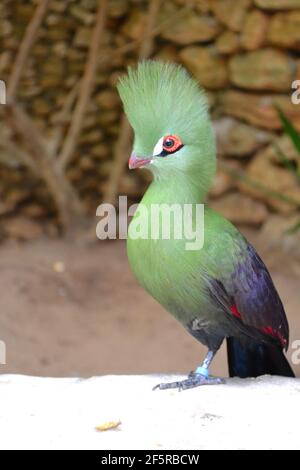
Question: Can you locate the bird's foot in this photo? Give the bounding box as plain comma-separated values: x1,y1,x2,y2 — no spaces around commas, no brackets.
153,372,225,391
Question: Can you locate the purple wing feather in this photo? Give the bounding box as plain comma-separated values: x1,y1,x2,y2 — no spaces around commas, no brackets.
209,240,289,349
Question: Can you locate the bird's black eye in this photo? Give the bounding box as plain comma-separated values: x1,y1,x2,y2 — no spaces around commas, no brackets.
164,138,174,148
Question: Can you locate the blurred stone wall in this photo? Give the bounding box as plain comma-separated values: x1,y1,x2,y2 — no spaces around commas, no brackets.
0,0,299,239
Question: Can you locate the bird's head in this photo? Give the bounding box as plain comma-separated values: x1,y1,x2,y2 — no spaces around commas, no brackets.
117,61,215,188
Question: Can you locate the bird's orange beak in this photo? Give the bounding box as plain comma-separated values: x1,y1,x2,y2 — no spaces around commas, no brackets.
128,153,152,170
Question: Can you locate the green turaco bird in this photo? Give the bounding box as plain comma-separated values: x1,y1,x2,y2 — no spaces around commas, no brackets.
117,61,294,390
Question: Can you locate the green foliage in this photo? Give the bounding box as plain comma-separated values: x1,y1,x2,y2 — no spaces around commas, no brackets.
275,107,300,233
286,219,300,234
274,144,300,185
222,107,300,234
276,106,300,156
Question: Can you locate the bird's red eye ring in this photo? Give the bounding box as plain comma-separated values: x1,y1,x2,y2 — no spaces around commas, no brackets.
162,135,182,154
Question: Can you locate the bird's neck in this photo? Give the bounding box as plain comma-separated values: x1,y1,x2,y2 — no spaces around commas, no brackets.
142,172,208,206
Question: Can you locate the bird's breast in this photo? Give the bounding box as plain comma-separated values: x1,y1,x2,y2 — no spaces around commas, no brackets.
126,214,212,325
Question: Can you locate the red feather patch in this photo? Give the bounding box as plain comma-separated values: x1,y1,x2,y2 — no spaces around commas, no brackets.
229,305,287,348
230,305,242,319
260,326,287,348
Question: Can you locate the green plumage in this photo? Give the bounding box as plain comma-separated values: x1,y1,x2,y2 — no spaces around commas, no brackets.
117,61,215,188
117,61,209,147
116,60,293,383
118,60,239,335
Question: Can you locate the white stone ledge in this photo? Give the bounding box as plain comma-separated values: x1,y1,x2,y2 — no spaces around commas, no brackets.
0,374,299,450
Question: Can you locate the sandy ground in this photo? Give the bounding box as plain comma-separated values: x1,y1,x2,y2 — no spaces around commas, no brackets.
0,374,299,450
0,232,299,378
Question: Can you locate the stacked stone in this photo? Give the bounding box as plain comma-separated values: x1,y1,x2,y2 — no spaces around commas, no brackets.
0,0,299,239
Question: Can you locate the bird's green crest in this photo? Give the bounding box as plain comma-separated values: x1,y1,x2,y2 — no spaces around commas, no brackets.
117,61,210,154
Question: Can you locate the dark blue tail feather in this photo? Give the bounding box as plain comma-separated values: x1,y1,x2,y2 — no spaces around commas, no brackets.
227,337,295,378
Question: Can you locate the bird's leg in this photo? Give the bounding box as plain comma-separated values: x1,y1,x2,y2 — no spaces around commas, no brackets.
191,349,215,378
153,349,225,391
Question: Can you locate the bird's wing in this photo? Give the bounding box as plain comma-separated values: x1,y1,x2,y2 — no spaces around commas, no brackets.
206,233,289,349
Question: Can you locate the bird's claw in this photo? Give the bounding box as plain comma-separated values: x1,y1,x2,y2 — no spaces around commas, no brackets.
153,374,225,391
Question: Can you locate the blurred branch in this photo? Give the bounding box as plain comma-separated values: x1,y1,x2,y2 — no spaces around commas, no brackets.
103,115,132,205
1,0,110,230
103,0,162,205
58,0,108,172
100,3,193,63
2,0,85,227
0,0,194,232
8,104,48,157
0,131,38,174
7,0,51,102
7,104,84,227
48,82,80,158
139,0,163,59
